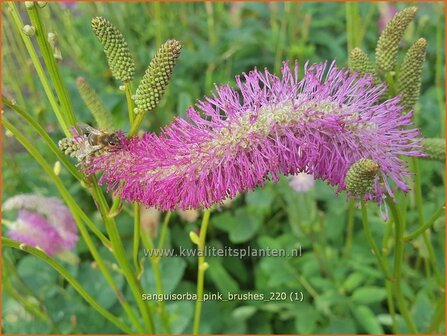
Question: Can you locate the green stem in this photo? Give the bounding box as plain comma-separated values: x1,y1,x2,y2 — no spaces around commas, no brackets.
92,187,155,333
3,238,133,334
129,112,145,136
405,204,445,241
435,4,445,137
2,118,110,248
412,157,442,284
27,4,76,126
7,3,70,136
343,198,355,256
133,203,142,276
157,211,172,250
386,198,418,334
125,82,135,125
140,216,172,333
360,200,389,277
2,97,83,181
2,118,143,332
193,208,212,335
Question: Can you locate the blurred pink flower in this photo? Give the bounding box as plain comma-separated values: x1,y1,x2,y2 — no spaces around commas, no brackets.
4,194,78,256
378,3,399,31
289,173,315,193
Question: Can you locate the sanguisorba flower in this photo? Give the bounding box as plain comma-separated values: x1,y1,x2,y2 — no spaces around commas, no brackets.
84,61,423,210
3,194,78,256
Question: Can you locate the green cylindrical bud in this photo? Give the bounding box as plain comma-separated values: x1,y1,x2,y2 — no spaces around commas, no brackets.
375,7,417,72
76,77,114,130
134,39,182,114
397,38,427,110
345,159,380,196
422,138,445,162
22,25,36,37
58,137,81,157
349,48,379,84
91,17,135,82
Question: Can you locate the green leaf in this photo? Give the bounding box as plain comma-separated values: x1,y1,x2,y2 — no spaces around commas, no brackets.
343,272,366,292
142,257,186,293
353,305,384,334
295,304,318,333
411,290,434,331
17,255,58,298
208,259,240,293
352,286,387,304
78,262,124,309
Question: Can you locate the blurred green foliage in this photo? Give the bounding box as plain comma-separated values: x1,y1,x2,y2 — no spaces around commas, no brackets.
2,2,445,334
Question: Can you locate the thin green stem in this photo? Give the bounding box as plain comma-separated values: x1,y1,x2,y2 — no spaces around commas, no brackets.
125,82,135,125
133,203,142,276
7,3,70,136
2,97,83,182
27,4,76,126
193,208,212,335
386,198,418,334
360,200,389,278
2,118,142,332
92,186,155,333
140,217,172,333
405,204,445,241
412,157,442,284
343,198,355,256
2,118,110,247
3,238,133,334
157,211,172,250
129,112,145,136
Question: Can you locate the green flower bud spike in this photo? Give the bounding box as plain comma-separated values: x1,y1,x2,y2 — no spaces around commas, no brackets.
91,17,135,83
397,38,427,110
76,77,114,130
349,48,379,84
134,39,182,114
376,7,417,72
58,137,81,158
345,159,380,196
422,138,445,163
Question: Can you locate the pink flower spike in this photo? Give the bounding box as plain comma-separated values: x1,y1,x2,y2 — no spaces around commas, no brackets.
84,61,424,210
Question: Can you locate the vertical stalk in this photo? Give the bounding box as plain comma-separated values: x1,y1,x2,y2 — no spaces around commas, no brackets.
193,209,212,335
133,203,142,276
27,4,76,126
386,198,418,333
344,198,356,255
7,3,70,136
140,213,172,334
2,118,143,333
412,157,442,284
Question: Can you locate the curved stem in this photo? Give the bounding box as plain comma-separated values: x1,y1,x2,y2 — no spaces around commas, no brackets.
7,3,70,136
2,97,83,181
405,204,445,242
2,118,143,332
411,157,442,284
360,200,389,278
91,186,155,333
193,208,212,335
3,238,133,334
386,198,418,334
27,4,76,126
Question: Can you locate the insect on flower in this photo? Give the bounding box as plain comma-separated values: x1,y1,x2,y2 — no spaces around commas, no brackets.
59,123,123,163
